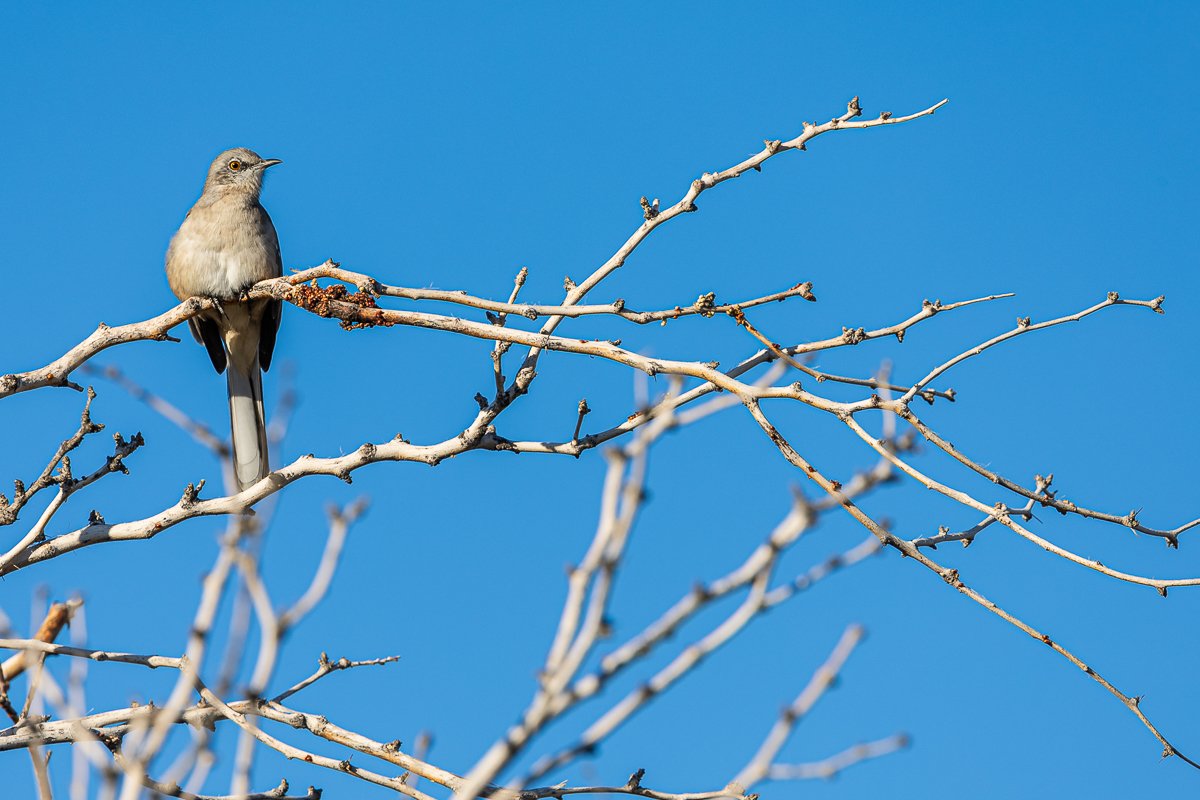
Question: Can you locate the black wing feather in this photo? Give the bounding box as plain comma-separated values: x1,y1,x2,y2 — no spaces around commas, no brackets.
189,317,227,374
258,210,284,371
259,299,282,371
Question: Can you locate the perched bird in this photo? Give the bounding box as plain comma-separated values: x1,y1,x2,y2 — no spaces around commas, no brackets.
166,148,283,491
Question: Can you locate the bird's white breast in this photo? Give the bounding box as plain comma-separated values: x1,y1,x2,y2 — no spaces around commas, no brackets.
166,199,280,300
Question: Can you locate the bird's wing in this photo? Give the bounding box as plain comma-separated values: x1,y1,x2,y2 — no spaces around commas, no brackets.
190,316,227,374
259,299,282,372
257,203,284,371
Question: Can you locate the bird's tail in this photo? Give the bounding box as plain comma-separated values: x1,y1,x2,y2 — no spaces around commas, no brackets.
226,354,269,492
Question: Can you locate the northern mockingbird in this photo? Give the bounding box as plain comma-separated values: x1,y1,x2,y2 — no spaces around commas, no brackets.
166,147,283,491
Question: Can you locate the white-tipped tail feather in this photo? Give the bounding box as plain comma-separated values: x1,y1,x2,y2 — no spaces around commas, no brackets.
226,354,269,491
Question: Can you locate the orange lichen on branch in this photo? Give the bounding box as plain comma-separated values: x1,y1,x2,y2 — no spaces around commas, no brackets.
289,281,394,331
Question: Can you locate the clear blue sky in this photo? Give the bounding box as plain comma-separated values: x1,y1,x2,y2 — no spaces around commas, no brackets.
2,3,1198,797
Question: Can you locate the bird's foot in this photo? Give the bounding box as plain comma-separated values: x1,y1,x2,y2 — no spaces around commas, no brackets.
209,297,231,323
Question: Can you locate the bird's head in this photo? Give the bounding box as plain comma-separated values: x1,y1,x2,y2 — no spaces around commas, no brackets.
203,147,282,197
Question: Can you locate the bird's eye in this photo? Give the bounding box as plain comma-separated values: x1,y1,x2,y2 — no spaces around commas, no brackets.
228,159,242,171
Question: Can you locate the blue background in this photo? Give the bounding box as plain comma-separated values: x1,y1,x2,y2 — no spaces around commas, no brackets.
1,2,1197,797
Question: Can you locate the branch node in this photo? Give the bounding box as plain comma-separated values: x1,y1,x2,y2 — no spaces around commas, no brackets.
180,479,206,508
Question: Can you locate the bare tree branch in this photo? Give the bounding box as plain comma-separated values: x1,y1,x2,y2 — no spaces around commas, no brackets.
732,624,866,788
2,93,1194,798
766,734,908,781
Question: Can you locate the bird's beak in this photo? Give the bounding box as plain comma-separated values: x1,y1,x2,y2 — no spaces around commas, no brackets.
259,159,283,169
